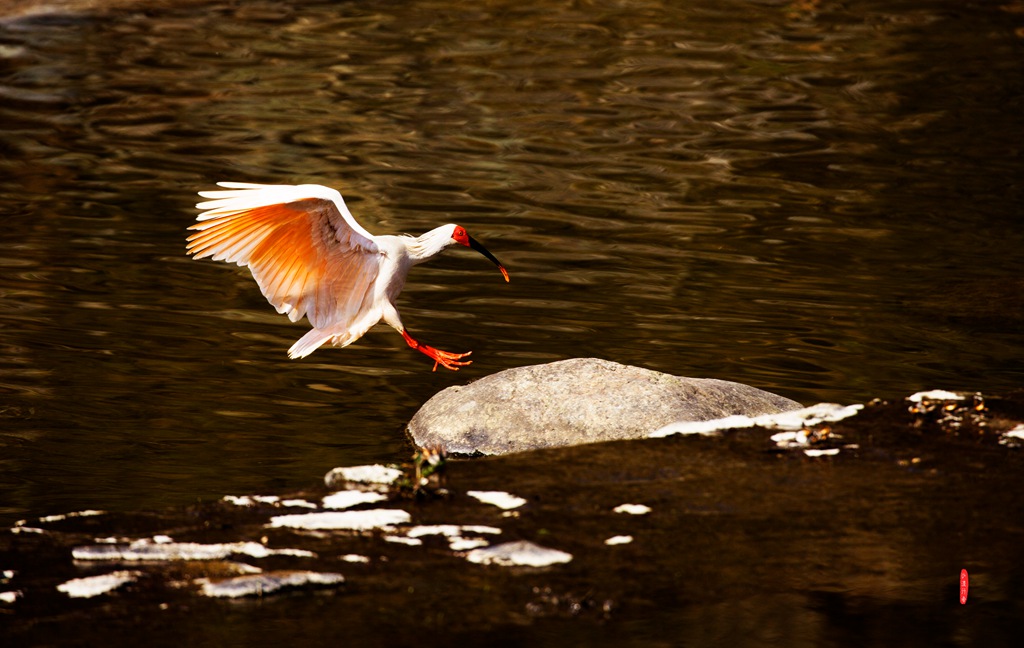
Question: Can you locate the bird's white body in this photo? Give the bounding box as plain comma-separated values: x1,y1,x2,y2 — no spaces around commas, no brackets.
288,227,450,359
186,182,508,370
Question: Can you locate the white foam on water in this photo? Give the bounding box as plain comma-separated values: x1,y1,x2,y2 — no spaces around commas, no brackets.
804,448,841,457
466,490,527,510
269,509,410,531
651,403,863,438
321,490,388,510
771,430,808,447
1,590,21,604
10,526,45,535
604,535,634,546
907,390,963,402
406,524,501,538
71,538,315,561
223,561,264,575
222,495,283,507
466,541,573,567
613,504,651,515
36,510,105,524
197,571,344,598
57,570,140,598
1000,423,1024,446
384,535,423,546
449,537,490,551
650,415,754,436
398,524,502,551
324,465,402,487
280,499,318,509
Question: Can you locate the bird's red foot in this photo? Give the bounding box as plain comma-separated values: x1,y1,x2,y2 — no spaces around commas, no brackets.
425,346,473,372
401,329,473,371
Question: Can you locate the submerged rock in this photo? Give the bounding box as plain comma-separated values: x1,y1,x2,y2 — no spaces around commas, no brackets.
323,465,402,491
57,571,141,599
197,571,345,598
268,509,411,531
407,357,801,455
71,538,315,562
465,541,573,567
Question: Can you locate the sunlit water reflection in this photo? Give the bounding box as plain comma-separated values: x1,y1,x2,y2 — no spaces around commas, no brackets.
1,0,1022,527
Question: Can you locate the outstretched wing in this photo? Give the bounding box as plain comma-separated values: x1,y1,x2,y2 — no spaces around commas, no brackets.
186,182,382,332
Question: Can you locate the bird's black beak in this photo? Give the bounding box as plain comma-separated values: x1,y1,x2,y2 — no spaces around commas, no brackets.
468,235,510,283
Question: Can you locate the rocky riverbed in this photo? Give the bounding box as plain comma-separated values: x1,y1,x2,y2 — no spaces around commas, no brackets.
3,390,1022,646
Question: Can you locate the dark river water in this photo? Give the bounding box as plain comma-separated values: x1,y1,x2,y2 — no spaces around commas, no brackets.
1,0,1023,641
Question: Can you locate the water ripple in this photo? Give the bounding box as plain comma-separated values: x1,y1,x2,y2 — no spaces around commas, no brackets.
1,0,1022,522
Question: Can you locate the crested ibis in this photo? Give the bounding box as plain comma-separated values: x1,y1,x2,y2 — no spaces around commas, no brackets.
186,182,509,371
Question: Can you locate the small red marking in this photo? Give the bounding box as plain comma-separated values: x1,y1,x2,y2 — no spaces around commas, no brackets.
959,569,969,604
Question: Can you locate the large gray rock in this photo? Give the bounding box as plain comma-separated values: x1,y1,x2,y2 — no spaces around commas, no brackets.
407,358,802,455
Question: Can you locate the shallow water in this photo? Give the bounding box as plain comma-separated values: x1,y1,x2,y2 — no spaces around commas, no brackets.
1,0,1022,574
4,395,1023,646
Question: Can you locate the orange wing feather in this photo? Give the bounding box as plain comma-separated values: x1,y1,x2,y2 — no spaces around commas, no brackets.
187,195,381,334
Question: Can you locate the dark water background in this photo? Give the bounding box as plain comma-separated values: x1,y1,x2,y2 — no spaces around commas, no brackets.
1,0,1022,552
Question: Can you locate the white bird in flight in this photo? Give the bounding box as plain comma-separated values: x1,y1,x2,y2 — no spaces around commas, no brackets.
186,182,509,371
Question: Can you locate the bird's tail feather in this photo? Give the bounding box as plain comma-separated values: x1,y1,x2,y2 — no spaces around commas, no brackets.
287,312,382,360
288,325,368,359
288,328,338,359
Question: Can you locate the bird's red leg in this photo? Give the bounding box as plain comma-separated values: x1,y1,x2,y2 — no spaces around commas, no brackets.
400,329,472,372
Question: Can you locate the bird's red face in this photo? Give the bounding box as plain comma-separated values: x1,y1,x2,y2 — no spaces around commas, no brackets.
451,225,471,247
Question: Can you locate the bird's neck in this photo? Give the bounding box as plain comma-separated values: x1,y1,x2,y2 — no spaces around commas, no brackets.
406,226,454,263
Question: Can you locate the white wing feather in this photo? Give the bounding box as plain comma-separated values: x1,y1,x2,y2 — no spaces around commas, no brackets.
187,183,384,351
